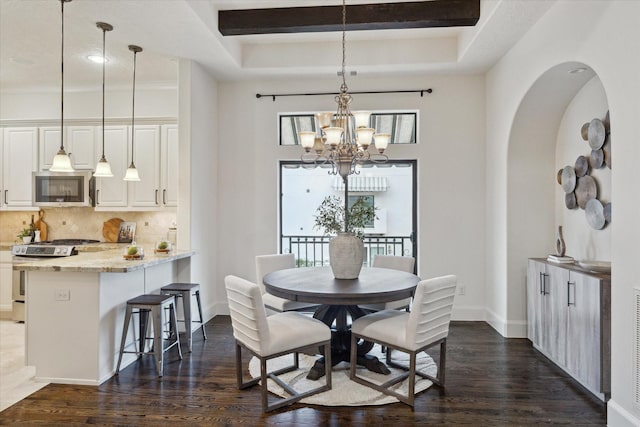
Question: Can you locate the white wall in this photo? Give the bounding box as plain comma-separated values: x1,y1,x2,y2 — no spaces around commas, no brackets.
485,1,640,425
215,74,486,320
555,76,611,261
177,60,220,319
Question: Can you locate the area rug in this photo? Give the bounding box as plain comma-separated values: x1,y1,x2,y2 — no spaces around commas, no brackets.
248,345,437,406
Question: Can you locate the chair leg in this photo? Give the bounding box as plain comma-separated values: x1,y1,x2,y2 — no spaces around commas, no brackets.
181,290,193,352
152,306,164,377
349,332,357,380
139,308,149,355
260,357,269,411
195,290,207,340
116,304,133,374
438,339,447,386
323,344,332,390
408,351,417,407
235,343,243,388
171,302,183,361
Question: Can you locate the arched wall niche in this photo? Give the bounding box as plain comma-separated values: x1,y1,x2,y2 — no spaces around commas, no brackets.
504,61,607,335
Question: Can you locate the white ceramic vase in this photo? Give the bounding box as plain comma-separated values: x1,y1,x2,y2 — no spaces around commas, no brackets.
329,232,364,279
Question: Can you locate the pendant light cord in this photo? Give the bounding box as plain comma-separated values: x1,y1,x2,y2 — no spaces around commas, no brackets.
60,0,65,151
127,45,142,169
131,50,137,166
101,26,106,157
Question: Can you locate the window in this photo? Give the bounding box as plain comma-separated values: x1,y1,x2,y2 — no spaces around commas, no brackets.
279,111,417,146
279,161,417,268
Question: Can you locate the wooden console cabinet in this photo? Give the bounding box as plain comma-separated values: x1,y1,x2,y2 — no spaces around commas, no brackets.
527,258,610,401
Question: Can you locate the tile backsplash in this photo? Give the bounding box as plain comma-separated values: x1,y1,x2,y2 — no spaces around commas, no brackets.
0,208,176,244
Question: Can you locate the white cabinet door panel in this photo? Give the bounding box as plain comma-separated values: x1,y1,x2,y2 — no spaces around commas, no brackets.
161,125,178,207
67,126,96,170
95,126,128,207
2,127,38,207
130,125,161,207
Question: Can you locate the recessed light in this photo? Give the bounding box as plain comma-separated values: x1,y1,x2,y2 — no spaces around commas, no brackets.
87,55,108,64
568,67,588,74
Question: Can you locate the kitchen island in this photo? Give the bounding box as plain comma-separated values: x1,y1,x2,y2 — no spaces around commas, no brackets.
13,248,195,385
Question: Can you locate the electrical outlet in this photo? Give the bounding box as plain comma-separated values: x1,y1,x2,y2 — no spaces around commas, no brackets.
457,285,466,295
55,289,70,301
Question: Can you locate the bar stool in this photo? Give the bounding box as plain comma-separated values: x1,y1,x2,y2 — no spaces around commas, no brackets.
116,294,182,377
160,283,207,352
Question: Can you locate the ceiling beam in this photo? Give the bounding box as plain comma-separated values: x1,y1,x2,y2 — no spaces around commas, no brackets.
218,0,480,36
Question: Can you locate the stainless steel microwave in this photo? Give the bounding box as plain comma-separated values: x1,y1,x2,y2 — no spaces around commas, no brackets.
33,171,94,207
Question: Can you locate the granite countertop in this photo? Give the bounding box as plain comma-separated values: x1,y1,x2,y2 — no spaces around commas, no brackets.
1,241,124,252
12,248,195,273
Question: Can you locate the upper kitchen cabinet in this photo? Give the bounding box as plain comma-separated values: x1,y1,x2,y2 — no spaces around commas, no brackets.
130,125,161,208
39,126,96,171
130,124,178,209
1,127,38,210
94,126,129,208
94,124,178,211
160,125,178,207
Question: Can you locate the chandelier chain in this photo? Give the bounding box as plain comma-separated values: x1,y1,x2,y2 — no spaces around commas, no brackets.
341,0,347,89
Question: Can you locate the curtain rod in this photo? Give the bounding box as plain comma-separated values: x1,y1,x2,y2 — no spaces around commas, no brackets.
256,88,432,102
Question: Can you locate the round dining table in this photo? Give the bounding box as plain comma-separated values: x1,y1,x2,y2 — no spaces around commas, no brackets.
263,266,420,380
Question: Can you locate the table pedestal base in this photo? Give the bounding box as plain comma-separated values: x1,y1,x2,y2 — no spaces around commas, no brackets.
306,305,391,380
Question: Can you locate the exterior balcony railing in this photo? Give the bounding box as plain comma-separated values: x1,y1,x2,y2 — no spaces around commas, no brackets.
281,235,414,268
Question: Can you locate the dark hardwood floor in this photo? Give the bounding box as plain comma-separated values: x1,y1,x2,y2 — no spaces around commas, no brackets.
0,318,606,426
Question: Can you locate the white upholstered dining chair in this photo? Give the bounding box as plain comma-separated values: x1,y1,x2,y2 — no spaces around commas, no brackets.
349,275,457,407
224,275,332,412
360,255,416,312
255,253,318,313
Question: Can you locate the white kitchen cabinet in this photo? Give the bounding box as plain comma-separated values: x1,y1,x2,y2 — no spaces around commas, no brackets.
0,251,13,317
130,125,161,207
94,126,129,207
160,125,178,207
527,258,610,400
39,126,96,171
2,127,38,209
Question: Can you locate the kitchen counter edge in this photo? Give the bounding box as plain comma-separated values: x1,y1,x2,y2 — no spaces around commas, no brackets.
12,249,195,273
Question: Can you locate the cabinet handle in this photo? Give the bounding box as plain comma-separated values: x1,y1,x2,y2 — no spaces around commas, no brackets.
96,190,100,205
155,189,159,205
567,281,576,306
163,189,166,205
3,190,7,204
540,272,549,295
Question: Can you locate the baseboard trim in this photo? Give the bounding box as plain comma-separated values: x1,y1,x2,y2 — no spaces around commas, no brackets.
607,399,640,427
485,308,527,338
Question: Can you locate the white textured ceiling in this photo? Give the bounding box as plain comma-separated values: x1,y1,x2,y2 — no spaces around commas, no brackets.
0,0,555,92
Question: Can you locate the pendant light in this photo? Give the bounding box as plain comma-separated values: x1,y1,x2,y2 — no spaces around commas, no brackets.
123,45,142,181
50,0,74,172
93,22,114,178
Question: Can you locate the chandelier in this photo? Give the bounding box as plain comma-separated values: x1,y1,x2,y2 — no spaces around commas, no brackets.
298,0,389,179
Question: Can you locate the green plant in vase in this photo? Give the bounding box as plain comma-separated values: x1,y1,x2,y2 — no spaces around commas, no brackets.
314,195,377,279
313,195,377,238
17,228,32,239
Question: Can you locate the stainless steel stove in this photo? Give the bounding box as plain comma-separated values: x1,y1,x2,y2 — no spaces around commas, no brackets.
11,239,100,257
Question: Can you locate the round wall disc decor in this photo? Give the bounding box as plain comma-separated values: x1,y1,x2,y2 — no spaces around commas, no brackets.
575,175,597,209
561,166,576,193
588,118,606,150
585,198,605,230
589,149,604,169
565,192,577,209
574,155,589,177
